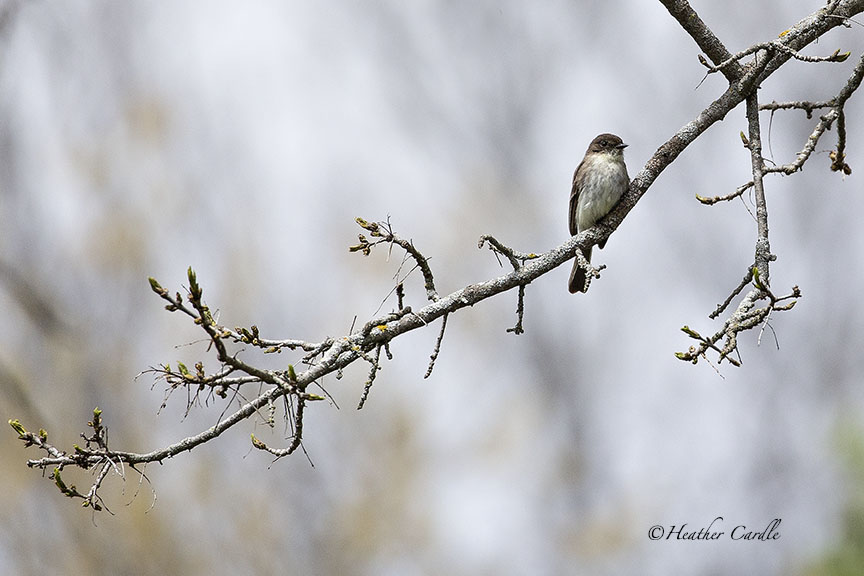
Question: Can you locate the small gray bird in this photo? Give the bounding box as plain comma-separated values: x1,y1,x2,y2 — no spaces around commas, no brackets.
568,133,629,293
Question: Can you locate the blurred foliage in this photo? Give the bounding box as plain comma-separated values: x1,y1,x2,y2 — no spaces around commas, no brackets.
800,424,864,576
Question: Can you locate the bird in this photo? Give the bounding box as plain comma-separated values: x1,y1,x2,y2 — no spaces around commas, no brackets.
568,133,629,293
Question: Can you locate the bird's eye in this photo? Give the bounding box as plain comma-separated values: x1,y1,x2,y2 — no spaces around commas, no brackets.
600,140,607,147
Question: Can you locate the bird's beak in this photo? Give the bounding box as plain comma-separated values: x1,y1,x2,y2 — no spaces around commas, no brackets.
617,142,628,149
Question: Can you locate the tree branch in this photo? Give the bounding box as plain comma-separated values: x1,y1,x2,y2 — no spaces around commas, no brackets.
676,2,864,366
12,0,864,510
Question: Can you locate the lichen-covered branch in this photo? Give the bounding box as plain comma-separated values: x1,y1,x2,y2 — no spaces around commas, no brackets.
676,2,864,367
12,0,864,510
676,270,800,366
678,93,799,366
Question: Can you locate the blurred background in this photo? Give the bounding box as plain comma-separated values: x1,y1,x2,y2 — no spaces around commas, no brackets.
2,1,864,574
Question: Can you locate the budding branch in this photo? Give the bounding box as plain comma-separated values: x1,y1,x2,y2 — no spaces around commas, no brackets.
10,0,864,511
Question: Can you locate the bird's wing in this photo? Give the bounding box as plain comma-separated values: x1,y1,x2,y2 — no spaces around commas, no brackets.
568,161,583,236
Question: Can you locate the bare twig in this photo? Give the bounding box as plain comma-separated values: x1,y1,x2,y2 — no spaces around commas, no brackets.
357,345,383,410
699,41,851,76
763,109,839,175
696,181,754,205
478,235,539,270
353,217,439,302
760,99,835,115
506,285,527,335
424,313,449,379
709,268,753,320
478,235,539,333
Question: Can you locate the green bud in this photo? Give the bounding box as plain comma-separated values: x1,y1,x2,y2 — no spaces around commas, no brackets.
177,362,191,378
148,277,166,295
187,266,202,299
680,325,702,339
9,419,26,436
833,49,851,62
52,468,68,492
250,434,267,450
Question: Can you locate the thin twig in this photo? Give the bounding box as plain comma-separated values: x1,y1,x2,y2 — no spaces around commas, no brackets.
357,345,383,410
425,313,449,379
